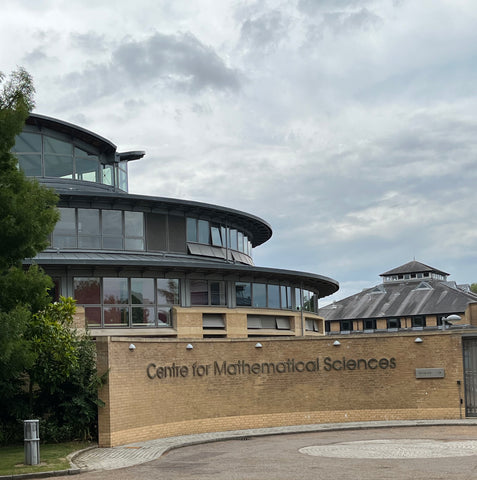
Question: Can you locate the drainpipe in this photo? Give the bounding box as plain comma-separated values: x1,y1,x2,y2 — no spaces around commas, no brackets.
300,283,305,337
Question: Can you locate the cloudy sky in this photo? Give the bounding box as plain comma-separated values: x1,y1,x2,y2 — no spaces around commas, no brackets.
2,0,477,303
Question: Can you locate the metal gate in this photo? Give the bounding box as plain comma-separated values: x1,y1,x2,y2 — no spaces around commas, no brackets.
463,337,477,416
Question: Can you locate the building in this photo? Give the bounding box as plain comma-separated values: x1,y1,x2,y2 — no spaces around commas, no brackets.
14,116,477,447
320,260,477,334
13,113,339,339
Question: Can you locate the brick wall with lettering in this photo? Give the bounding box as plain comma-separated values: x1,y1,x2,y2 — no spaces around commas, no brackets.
96,331,464,447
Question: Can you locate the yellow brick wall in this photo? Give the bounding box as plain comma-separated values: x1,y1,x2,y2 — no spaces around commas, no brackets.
96,331,465,447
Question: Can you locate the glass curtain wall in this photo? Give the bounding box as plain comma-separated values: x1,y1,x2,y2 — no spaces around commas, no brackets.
73,277,180,327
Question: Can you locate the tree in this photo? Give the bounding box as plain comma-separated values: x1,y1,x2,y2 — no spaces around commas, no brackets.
471,284,477,294
27,298,105,442
0,68,59,442
0,68,58,270
0,68,104,444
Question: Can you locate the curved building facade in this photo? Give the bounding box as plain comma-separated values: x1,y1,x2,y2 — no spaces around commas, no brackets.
15,114,339,338
14,115,477,447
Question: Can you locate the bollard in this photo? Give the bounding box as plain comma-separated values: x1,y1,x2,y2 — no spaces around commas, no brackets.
24,420,40,465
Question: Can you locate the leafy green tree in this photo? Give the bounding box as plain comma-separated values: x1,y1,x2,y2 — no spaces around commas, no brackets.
0,68,59,441
471,283,477,294
0,68,58,269
27,298,105,442
0,68,103,444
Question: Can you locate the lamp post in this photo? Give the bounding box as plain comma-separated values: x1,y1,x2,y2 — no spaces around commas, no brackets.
441,314,461,330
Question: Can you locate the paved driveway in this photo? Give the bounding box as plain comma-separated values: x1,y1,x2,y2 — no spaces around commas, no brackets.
57,426,477,480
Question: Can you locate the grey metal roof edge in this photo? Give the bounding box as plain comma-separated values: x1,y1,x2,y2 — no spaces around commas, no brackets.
26,254,339,298
27,113,117,152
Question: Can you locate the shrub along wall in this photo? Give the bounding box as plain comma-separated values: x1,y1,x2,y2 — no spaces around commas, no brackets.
96,331,464,447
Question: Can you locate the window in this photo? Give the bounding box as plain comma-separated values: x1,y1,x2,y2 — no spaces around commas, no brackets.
116,161,128,191
78,209,100,248
211,226,222,246
363,319,376,330
190,280,226,306
102,210,123,249
157,279,180,305
74,277,180,328
280,285,292,309
75,147,99,182
340,320,353,332
198,220,210,244
74,277,101,326
102,164,114,186
44,136,73,178
387,318,401,329
51,208,145,251
268,284,280,309
124,211,144,250
235,282,295,310
236,282,251,306
411,316,426,328
53,208,77,248
253,283,267,307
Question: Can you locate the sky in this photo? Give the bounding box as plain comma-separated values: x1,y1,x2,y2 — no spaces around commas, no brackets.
2,0,477,304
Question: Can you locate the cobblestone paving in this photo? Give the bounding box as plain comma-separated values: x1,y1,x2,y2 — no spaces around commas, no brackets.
71,420,477,471
300,439,477,459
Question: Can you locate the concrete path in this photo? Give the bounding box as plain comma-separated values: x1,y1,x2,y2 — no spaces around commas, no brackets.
70,419,477,472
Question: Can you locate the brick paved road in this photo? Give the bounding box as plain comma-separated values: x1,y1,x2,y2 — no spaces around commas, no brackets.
56,426,477,480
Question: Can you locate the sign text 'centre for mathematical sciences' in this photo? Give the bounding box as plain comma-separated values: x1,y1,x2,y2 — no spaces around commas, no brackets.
146,357,397,380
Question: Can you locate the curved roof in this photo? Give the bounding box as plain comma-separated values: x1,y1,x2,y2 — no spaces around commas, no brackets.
26,113,117,156
29,251,339,298
56,187,273,247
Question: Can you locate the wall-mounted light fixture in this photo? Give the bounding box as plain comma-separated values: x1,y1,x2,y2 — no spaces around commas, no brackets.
255,342,263,348
333,340,341,346
128,344,136,351
186,344,194,350
415,337,423,343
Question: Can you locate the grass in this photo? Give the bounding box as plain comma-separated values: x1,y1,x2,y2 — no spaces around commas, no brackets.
0,441,93,476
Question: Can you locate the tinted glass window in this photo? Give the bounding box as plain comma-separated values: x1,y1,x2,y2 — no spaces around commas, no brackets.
157,279,179,304
253,283,267,308
198,220,209,244
190,280,208,305
236,282,251,306
268,284,280,309
44,154,73,178
125,211,143,236
131,278,154,304
210,281,226,305
103,278,128,304
18,154,42,176
44,136,72,155
74,277,101,304
12,132,41,153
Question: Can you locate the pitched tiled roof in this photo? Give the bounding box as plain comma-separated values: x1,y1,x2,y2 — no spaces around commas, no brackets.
380,260,449,277
320,279,477,321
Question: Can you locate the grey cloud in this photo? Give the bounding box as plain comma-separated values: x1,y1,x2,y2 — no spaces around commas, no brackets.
323,8,383,33
58,32,241,105
240,10,290,52
114,32,241,92
22,47,49,65
70,32,108,53
298,0,374,15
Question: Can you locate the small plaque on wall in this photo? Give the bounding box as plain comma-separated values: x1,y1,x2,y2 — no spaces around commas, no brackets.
415,368,445,379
